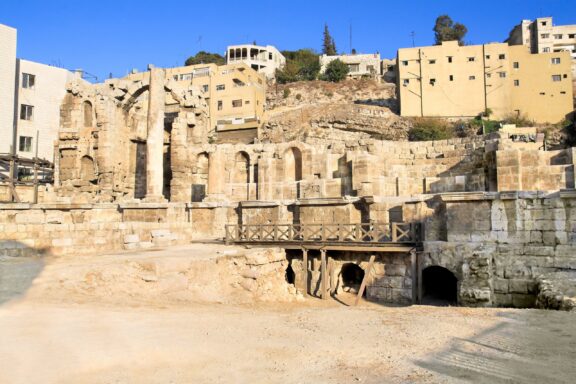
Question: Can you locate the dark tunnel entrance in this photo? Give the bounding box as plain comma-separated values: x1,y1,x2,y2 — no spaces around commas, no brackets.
422,266,457,306
341,263,365,295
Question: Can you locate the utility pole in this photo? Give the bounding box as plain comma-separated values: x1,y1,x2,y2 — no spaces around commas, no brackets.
33,129,39,204
411,31,415,47
349,22,353,53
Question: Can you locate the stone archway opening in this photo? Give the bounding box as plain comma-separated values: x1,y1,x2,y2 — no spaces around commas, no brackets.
341,263,365,295
422,266,457,306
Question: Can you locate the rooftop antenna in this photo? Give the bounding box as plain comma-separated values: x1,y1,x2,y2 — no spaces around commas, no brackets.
197,35,202,51
411,31,415,47
349,22,352,54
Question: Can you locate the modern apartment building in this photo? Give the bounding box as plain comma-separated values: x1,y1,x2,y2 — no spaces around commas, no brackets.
507,17,576,93
320,53,382,79
225,44,285,80
397,41,573,123
1,23,79,181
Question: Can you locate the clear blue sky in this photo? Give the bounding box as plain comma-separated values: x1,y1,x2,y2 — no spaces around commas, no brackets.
0,0,574,81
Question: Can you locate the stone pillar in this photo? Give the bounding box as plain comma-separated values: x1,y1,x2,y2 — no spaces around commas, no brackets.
144,67,166,202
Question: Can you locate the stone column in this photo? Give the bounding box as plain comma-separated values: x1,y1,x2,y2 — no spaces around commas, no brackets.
144,67,166,202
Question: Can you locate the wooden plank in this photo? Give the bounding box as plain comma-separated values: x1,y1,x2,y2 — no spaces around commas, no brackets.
302,248,308,296
354,254,376,306
328,256,335,295
321,249,327,300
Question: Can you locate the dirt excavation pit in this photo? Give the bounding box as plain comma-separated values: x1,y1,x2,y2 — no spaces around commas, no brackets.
1,243,576,384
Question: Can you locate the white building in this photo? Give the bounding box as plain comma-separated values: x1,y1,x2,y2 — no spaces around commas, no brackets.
320,53,382,79
0,24,17,160
226,44,285,80
0,23,81,180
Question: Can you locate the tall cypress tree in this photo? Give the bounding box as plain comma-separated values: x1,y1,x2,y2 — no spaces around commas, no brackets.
322,24,337,55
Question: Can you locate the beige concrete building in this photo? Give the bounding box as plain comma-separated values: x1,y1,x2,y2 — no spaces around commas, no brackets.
397,41,573,123
0,24,17,159
320,53,381,79
506,17,576,92
226,44,285,80
127,62,266,144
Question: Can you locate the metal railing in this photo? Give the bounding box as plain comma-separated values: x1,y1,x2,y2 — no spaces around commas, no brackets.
225,222,421,244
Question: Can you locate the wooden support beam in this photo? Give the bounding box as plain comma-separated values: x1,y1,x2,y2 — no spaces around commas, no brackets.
410,249,417,304
418,252,423,304
355,254,376,306
302,248,308,296
328,256,335,295
320,249,327,300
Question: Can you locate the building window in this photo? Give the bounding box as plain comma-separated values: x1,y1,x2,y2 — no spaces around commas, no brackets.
514,79,520,86
561,91,567,94
499,72,507,78
498,54,506,60
217,100,223,111
485,55,491,59
232,99,242,108
554,34,563,39
486,73,492,78
348,64,360,73
540,92,546,95
22,73,35,89
245,100,250,104
551,57,561,64
20,104,33,120
513,62,519,69
216,84,225,91
541,21,547,26
269,52,273,60
543,47,550,52
541,33,550,39
429,78,436,85
366,65,375,73
467,57,475,62
19,136,32,152
447,56,453,63
202,84,209,93
563,74,568,78
569,34,575,39
429,59,436,64
552,75,562,82
402,79,410,86
449,75,454,81
469,75,476,80
401,60,408,66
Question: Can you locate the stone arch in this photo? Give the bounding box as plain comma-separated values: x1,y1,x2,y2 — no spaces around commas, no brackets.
422,266,458,306
284,147,303,199
233,151,250,200
80,155,96,183
341,263,365,294
83,101,93,127
192,152,209,202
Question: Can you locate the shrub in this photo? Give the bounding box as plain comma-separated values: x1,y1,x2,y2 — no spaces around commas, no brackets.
320,59,349,82
408,118,455,141
283,88,291,99
295,93,302,101
501,113,534,127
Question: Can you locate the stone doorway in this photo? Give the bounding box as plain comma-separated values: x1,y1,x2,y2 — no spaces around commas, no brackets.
422,266,457,306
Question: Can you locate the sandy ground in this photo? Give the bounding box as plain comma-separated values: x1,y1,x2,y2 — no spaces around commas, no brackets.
1,246,575,384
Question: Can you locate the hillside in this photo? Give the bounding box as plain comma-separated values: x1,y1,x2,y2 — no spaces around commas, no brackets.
263,79,412,143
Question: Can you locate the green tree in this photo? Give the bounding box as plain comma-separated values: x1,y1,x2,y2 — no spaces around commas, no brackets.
322,24,337,55
184,51,225,66
433,15,468,46
320,59,349,82
276,49,320,83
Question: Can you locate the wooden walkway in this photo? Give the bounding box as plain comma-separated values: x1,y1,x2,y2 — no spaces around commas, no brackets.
224,222,422,251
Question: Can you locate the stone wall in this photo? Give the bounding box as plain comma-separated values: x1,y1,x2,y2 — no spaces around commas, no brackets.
0,203,233,257
419,192,576,308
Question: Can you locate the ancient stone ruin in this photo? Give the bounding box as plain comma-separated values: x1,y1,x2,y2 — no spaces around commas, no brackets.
1,67,576,311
